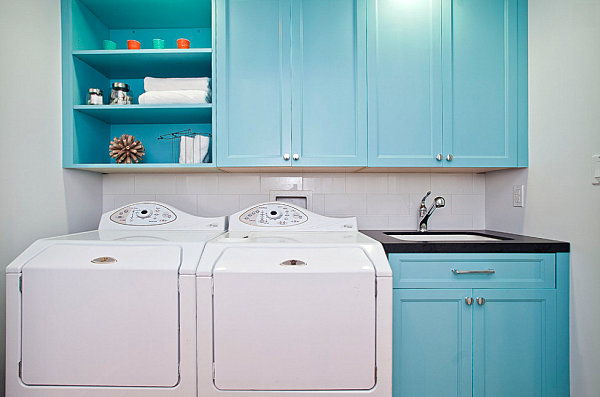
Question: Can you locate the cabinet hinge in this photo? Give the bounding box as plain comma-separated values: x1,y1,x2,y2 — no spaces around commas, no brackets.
18,361,22,378
19,275,22,293
211,278,214,295
374,366,377,382
212,363,216,380
374,279,377,297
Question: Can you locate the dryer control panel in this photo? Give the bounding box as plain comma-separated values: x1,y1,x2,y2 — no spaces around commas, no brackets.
109,203,177,226
239,203,308,227
230,202,357,232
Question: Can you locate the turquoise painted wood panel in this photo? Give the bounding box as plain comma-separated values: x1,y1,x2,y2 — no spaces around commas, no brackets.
290,0,367,166
389,253,555,289
216,0,292,167
74,105,212,124
556,253,570,396
367,0,443,167
441,0,524,167
393,289,472,397
473,289,557,397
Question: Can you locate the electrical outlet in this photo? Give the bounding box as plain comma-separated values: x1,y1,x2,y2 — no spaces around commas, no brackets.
513,185,524,207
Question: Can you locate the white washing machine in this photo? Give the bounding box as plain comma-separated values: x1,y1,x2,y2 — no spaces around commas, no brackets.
196,202,392,397
5,202,226,397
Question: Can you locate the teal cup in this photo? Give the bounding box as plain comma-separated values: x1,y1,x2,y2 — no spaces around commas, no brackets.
102,40,117,50
152,39,165,49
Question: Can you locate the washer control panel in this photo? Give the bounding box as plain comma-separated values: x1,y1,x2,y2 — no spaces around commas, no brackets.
109,202,177,226
239,203,308,227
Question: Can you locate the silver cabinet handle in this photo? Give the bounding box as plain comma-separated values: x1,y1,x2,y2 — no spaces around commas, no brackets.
436,154,443,161
465,297,474,306
476,297,486,305
446,154,454,161
283,153,290,161
451,268,495,275
292,153,299,160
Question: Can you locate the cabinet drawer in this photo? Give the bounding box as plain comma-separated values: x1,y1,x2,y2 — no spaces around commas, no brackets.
389,253,555,289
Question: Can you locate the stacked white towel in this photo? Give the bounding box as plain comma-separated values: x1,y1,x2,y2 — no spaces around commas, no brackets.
144,77,211,92
138,90,211,104
179,135,210,164
139,77,212,105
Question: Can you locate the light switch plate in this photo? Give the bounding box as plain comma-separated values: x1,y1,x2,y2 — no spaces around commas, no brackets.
513,185,524,207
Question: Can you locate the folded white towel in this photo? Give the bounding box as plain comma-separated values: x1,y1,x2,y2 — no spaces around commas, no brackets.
138,90,211,105
179,135,210,164
144,77,211,92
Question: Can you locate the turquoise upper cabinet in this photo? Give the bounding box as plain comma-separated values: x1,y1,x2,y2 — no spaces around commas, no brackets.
217,0,366,167
367,0,443,167
216,0,292,167
291,0,367,166
368,0,528,168
394,289,472,397
473,289,557,396
442,0,527,167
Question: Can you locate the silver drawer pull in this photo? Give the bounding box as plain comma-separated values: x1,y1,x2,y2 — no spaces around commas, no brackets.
451,268,495,275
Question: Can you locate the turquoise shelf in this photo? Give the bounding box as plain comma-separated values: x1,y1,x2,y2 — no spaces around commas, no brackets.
69,163,217,173
77,0,212,29
73,49,212,78
74,104,212,124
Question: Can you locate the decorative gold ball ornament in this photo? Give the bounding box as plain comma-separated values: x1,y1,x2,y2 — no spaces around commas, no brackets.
109,134,145,164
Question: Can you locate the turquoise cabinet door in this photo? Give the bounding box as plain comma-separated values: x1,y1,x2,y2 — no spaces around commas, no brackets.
393,289,472,397
441,0,527,167
216,0,292,167
473,289,558,397
367,0,443,167
290,0,367,166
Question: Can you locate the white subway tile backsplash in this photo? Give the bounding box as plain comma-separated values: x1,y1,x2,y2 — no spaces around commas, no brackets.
366,194,410,215
323,194,367,215
155,195,198,215
388,173,431,194
135,175,176,194
345,174,388,193
102,172,486,230
176,174,218,194
260,174,302,193
239,194,270,210
431,173,474,194
217,174,261,194
103,174,135,194
302,173,345,193
197,194,239,217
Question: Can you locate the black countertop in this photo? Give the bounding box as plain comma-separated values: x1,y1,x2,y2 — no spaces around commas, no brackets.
360,230,570,254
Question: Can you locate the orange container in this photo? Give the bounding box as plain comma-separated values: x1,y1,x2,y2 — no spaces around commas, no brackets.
127,40,141,50
177,38,190,49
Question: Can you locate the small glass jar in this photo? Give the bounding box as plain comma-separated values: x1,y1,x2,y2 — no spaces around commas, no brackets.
110,82,131,105
87,88,103,105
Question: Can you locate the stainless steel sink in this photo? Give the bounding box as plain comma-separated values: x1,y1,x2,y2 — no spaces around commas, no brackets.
384,232,506,242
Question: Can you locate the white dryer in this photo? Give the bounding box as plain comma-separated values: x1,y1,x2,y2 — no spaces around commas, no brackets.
6,202,226,397
196,202,392,397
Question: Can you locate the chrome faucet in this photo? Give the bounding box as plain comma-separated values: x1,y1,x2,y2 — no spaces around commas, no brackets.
418,191,446,232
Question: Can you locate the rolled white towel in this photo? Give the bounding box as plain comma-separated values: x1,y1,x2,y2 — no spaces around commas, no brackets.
144,77,211,92
138,90,211,105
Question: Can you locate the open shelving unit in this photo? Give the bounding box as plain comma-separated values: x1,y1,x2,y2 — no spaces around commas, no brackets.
62,0,215,172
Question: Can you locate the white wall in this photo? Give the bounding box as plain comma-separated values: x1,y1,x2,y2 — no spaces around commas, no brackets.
485,0,600,395
0,0,103,394
103,172,486,230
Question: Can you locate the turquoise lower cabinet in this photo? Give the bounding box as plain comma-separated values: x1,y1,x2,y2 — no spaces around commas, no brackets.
473,289,557,397
390,252,569,397
216,0,292,167
393,290,472,397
